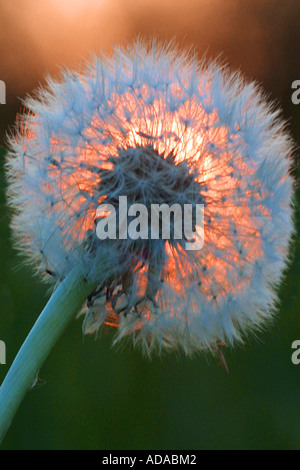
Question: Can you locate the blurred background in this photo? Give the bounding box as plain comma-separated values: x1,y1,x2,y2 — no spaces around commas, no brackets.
0,0,299,450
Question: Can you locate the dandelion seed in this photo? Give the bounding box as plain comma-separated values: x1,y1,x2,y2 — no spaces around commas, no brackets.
6,41,294,357
29,372,46,391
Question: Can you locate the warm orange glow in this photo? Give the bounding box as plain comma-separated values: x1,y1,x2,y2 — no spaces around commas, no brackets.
49,0,107,16
20,77,265,330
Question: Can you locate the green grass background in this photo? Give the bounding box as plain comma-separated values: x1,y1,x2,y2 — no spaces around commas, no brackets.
0,144,299,450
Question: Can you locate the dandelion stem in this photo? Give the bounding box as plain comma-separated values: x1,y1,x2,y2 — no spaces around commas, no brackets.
0,265,98,444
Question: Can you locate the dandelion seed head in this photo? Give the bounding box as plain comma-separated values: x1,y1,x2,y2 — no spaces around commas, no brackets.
6,41,294,355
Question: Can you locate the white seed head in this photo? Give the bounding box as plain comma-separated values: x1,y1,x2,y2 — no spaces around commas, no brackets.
6,41,294,355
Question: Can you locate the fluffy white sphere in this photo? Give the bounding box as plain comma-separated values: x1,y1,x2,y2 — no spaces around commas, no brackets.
6,41,294,355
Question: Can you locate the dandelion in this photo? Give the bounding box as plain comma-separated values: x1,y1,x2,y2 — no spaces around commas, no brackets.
0,41,294,440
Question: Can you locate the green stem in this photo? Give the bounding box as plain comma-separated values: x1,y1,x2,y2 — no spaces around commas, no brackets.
0,265,98,444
